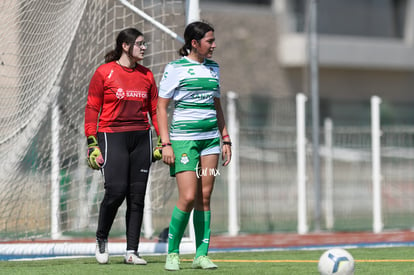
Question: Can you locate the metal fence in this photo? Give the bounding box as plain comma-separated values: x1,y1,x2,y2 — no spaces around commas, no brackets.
187,93,414,235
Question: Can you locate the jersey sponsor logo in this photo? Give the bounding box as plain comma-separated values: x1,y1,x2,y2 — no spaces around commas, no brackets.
126,91,148,98
115,88,148,100
180,153,189,165
191,93,214,100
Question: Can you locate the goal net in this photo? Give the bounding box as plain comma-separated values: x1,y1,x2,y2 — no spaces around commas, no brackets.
0,0,184,241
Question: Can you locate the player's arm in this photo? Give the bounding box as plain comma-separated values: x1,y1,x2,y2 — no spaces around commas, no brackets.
84,69,105,169
157,63,177,165
84,69,104,138
215,97,232,166
147,70,160,136
157,97,174,165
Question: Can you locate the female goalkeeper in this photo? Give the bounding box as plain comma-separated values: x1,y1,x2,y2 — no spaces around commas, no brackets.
84,28,159,265
157,21,232,271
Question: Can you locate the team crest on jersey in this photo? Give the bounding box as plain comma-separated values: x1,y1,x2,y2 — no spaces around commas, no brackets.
180,153,189,165
209,67,217,78
116,88,125,99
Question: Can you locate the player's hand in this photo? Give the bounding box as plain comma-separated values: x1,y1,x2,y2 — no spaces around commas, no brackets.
222,141,232,166
161,143,175,165
87,136,104,170
152,136,162,162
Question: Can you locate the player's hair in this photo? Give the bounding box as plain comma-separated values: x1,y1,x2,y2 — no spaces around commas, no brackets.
105,28,143,63
178,21,214,56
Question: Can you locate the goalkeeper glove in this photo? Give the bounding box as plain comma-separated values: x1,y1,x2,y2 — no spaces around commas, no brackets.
87,135,104,170
152,136,162,162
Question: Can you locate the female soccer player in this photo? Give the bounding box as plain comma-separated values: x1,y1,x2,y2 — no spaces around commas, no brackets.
157,21,232,271
84,28,159,265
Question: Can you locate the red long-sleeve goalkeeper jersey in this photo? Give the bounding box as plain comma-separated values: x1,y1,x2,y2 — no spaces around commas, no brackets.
84,61,159,138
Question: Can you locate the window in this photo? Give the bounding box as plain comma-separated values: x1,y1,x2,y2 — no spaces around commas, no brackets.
201,0,271,5
290,0,407,38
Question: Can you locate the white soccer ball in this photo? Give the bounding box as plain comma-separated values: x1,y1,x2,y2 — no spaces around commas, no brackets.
318,248,355,275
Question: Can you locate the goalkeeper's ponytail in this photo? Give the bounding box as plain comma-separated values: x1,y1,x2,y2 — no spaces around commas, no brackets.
105,28,143,63
104,49,121,63
179,21,214,57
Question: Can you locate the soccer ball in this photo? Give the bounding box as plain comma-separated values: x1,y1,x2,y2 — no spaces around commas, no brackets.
318,248,355,275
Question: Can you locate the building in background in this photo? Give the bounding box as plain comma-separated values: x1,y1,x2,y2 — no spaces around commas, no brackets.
202,0,414,125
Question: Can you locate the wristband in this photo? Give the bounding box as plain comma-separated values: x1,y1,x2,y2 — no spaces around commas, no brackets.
223,141,232,146
222,135,230,140
162,142,172,147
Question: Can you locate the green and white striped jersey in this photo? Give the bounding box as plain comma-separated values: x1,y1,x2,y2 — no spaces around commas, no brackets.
159,57,220,140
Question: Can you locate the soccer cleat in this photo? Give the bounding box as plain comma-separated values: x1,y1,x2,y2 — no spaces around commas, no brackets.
164,253,180,271
192,255,218,269
124,251,147,265
95,238,109,264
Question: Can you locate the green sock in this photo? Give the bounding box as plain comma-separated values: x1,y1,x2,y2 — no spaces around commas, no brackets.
168,206,191,254
193,210,211,258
